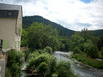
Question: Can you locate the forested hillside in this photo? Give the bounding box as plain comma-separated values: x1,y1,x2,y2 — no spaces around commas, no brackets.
90,29,103,37
23,15,103,37
23,15,74,37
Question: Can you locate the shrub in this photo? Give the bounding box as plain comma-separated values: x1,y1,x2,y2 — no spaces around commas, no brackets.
73,53,103,69
5,68,12,77
37,62,48,76
100,47,103,58
56,61,76,77
52,73,58,77
28,51,40,61
44,46,53,54
27,50,76,77
27,52,56,76
7,49,24,77
73,47,81,53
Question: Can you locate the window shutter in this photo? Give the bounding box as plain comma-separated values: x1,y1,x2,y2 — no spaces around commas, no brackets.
3,40,8,49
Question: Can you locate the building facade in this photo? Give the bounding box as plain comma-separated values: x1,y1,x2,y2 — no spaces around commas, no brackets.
0,3,22,51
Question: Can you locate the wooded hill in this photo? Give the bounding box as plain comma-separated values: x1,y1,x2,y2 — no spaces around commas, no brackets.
23,15,74,37
23,15,103,37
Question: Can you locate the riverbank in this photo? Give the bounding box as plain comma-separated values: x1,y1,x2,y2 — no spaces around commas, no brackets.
72,53,103,69
55,51,103,77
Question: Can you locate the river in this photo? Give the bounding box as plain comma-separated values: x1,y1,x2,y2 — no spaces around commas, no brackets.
54,51,103,77
21,51,103,77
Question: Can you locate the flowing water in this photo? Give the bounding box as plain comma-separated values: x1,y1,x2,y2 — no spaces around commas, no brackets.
54,51,103,77
21,51,103,77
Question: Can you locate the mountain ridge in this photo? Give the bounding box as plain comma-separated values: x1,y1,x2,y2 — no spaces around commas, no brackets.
23,15,74,36
23,15,103,37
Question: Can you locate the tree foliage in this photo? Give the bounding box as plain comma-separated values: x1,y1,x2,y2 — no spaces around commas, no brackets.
27,49,76,77
23,15,74,36
7,49,24,77
22,22,62,51
27,51,56,77
70,30,99,58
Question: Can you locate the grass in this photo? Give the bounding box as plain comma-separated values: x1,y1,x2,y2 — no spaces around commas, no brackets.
72,52,103,69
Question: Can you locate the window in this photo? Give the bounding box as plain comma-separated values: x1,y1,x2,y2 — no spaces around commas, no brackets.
8,12,12,16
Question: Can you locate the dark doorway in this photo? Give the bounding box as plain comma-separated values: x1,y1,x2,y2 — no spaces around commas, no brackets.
0,40,3,50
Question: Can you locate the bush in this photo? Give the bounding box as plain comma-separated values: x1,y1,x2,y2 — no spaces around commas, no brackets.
27,50,76,77
73,52,103,69
100,47,103,58
52,73,58,77
5,68,12,77
56,61,76,77
73,47,81,54
27,52,56,76
28,51,40,61
37,62,48,76
7,49,24,77
44,46,53,54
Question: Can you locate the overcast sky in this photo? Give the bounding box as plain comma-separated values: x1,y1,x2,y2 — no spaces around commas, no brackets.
0,0,103,31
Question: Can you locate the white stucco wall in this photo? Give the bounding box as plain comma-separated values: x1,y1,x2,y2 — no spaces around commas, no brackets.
0,18,17,51
15,7,22,51
0,7,22,51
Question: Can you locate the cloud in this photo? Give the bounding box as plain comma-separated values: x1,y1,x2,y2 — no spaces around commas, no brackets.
0,0,103,31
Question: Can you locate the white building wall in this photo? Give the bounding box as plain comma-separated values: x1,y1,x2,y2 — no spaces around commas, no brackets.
15,8,22,51
0,18,17,51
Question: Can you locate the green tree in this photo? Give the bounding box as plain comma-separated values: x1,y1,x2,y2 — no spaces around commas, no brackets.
23,22,61,51
37,62,48,77
43,46,53,54
27,52,56,77
56,61,76,77
21,29,28,47
83,40,98,58
100,47,103,58
60,38,70,52
70,32,84,53
70,31,99,58
7,49,24,77
97,35,103,50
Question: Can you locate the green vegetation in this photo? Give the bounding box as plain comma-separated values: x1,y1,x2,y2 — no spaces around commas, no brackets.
5,68,12,77
6,16,103,77
72,52,103,69
23,15,74,36
70,30,99,58
22,22,61,51
27,48,76,77
6,49,24,77
27,52,56,76
21,22,103,70
21,22,70,52
44,46,53,54
70,29,103,69
56,61,76,77
99,47,103,58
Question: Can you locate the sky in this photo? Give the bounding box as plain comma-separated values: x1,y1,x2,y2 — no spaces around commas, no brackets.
0,0,103,31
